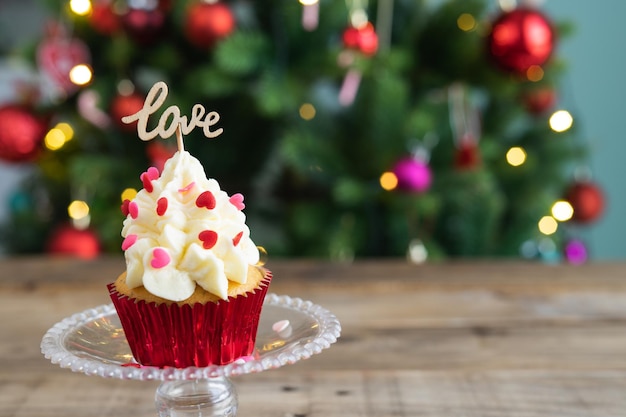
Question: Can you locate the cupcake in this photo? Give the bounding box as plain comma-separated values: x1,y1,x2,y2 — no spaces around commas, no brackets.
108,146,271,368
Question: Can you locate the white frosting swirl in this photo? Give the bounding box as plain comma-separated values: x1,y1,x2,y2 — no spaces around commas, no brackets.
121,150,260,301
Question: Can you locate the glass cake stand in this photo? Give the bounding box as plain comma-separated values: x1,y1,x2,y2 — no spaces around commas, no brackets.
41,293,341,417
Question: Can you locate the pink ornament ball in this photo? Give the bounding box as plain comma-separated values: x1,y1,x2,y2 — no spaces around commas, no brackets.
392,157,432,193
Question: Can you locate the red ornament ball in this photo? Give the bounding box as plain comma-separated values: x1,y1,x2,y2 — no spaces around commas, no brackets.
487,8,555,74
392,157,432,193
0,105,48,163
46,224,101,259
89,2,120,35
522,87,557,114
184,2,236,49
342,22,378,56
565,181,605,224
121,7,166,45
454,140,481,170
110,92,145,132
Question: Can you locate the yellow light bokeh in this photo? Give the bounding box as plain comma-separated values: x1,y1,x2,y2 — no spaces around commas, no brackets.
457,13,476,31
44,128,66,151
549,110,573,133
299,0,318,5
68,200,90,220
551,200,574,222
121,188,138,202
299,103,316,120
506,146,527,167
380,171,398,191
55,122,74,142
69,64,93,86
538,216,558,235
69,0,92,16
526,65,544,82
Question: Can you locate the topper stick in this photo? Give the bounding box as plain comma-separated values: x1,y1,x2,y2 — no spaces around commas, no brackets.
176,123,184,152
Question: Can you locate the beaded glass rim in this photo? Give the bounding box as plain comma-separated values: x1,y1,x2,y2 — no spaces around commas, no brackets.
41,293,341,381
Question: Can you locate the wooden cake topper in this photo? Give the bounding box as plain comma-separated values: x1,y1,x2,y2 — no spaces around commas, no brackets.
121,81,223,151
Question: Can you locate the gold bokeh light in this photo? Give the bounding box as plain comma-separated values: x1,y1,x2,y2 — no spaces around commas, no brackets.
549,110,573,133
551,200,574,222
69,64,93,86
68,200,90,220
380,172,398,191
457,13,476,31
538,216,558,235
69,0,92,16
506,146,526,167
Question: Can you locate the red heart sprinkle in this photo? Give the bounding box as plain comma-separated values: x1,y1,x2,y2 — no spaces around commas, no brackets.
229,193,245,210
121,234,137,251
129,201,139,219
121,199,130,216
199,230,218,249
140,167,160,193
233,231,243,247
151,248,170,269
156,197,168,216
196,191,216,210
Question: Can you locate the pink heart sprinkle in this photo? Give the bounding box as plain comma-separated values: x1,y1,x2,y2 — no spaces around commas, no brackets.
198,230,218,250
229,193,245,210
121,234,137,251
140,167,160,193
146,166,159,180
196,191,216,210
233,231,243,247
121,199,130,216
151,248,170,269
156,197,168,216
178,182,195,193
129,201,139,219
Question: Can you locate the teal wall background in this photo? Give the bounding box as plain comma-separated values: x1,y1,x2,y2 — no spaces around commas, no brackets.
544,0,626,259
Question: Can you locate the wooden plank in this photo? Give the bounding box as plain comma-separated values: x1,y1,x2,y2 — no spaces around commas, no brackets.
4,370,625,417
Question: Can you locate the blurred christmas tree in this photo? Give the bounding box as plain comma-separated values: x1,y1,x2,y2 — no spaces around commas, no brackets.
0,0,605,262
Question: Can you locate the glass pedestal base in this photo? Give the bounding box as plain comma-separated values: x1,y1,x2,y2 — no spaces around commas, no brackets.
156,377,237,417
41,293,340,416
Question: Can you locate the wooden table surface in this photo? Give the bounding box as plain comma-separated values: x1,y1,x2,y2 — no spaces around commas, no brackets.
2,257,626,416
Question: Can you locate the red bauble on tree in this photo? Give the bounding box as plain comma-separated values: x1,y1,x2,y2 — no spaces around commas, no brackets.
0,105,48,163
121,6,166,45
487,7,555,74
89,2,121,36
110,92,145,132
46,224,101,259
522,87,557,115
454,138,481,170
342,22,378,56
565,180,605,224
184,1,236,49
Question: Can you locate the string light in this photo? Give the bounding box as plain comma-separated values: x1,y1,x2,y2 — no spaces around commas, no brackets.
549,110,573,132
457,13,476,31
526,65,544,82
68,200,90,220
551,200,574,221
299,103,316,120
380,171,398,191
69,64,93,86
69,0,92,16
538,216,558,235
506,146,526,166
44,123,75,151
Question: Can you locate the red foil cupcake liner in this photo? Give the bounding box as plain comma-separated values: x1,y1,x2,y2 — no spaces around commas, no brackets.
108,270,272,368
